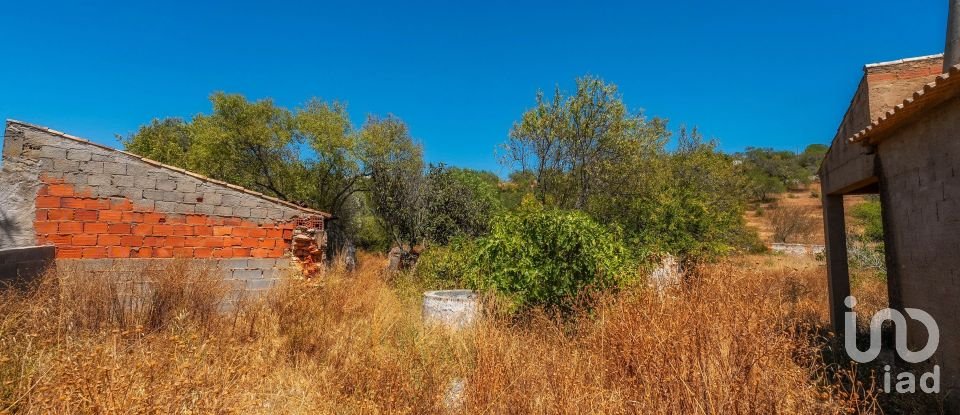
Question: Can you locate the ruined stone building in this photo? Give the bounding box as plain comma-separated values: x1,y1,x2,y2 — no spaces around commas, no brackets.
820,22,960,410
0,120,329,291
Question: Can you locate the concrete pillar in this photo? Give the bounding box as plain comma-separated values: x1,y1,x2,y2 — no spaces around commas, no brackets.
823,194,851,333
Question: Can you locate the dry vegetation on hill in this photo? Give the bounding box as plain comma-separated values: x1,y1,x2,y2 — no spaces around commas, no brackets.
1,254,885,414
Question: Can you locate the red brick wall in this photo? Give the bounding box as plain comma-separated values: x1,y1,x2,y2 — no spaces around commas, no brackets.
34,177,296,259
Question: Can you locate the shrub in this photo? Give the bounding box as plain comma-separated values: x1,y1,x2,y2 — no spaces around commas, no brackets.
468,209,638,312
414,238,475,289
768,205,818,244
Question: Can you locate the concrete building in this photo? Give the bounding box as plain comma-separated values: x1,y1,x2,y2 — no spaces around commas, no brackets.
820,7,960,408
0,120,329,291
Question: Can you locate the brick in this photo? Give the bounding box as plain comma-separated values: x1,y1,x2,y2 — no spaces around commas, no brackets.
213,226,233,236
48,209,74,221
251,248,272,258
83,223,108,234
173,247,194,258
172,225,193,236
98,234,122,245
59,222,83,233
35,210,48,221
132,224,152,235
108,246,131,258
194,225,213,236
144,237,166,247
266,229,283,238
153,224,174,235
194,248,213,258
72,234,98,246
144,213,165,224
121,212,143,222
98,210,123,222
84,199,111,210
107,223,130,234
203,237,225,248
212,248,232,258
75,210,98,221
223,218,242,226
110,198,134,211
120,235,143,246
249,228,267,238
269,248,285,257
48,235,72,245
153,247,174,258
282,229,293,239
36,196,61,208
165,215,186,225
81,247,107,259
167,236,185,247
231,247,252,257
258,239,276,248
33,222,56,234
58,247,82,259
133,247,152,258
186,215,207,225
61,197,87,209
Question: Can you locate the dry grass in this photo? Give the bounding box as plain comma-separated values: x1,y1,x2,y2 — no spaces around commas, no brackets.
0,253,882,414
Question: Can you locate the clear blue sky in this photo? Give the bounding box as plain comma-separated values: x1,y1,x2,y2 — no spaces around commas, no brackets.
0,0,947,175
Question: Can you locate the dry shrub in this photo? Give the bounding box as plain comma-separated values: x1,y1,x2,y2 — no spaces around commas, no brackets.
0,253,880,414
462,257,879,414
769,205,819,244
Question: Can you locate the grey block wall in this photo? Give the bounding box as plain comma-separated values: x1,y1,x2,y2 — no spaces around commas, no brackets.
0,246,55,286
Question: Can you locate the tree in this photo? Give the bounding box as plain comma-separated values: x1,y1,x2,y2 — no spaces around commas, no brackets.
423,165,502,244
359,116,427,250
503,75,668,209
768,205,818,244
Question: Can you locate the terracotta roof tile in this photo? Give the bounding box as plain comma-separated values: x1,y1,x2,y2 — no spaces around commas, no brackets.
849,64,960,144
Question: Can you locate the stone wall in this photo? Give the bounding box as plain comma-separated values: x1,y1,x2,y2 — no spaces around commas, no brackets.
0,120,328,283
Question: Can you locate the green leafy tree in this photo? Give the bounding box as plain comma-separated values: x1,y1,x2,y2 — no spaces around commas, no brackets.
423,165,502,244
503,75,668,209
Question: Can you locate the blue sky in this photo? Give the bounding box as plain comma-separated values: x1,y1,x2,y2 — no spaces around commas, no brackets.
0,0,947,175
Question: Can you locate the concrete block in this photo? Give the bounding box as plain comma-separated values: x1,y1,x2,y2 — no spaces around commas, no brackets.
203,192,223,205
233,269,263,280
155,201,178,212
119,187,143,200
247,259,278,269
103,162,126,175
240,197,259,208
111,175,134,187
219,258,250,269
234,206,251,217
246,278,278,290
87,174,112,186
195,204,215,215
52,158,79,171
156,179,176,191
174,203,195,214
214,206,233,216
161,191,182,202
66,149,92,161
79,161,104,174
250,208,267,219
39,146,66,159
176,180,197,193
134,177,156,189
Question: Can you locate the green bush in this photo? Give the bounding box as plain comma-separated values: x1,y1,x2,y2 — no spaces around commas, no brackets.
414,239,475,289
468,209,638,312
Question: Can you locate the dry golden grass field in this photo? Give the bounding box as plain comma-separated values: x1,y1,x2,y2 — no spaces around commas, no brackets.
0,250,898,415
